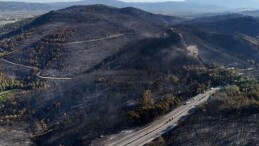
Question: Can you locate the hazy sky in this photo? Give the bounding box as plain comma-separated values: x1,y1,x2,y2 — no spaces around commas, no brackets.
0,0,184,3
0,0,80,2
119,0,184,2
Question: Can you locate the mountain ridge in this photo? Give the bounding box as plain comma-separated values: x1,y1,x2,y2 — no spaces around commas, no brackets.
0,0,253,16
0,5,258,146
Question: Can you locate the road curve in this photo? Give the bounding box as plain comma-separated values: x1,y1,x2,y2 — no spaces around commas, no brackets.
36,72,72,80
0,58,37,70
0,58,72,80
92,87,220,146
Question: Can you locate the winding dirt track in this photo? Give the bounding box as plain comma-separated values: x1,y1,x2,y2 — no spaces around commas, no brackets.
65,34,124,45
0,58,72,80
0,33,129,80
0,58,37,70
36,72,72,80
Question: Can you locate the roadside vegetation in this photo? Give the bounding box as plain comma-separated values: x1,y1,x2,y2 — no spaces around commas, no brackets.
0,72,47,92
0,73,23,92
146,75,259,146
128,64,240,125
128,90,181,125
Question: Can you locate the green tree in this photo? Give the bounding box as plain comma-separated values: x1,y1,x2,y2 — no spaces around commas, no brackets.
225,85,240,96
169,75,179,94
142,90,154,107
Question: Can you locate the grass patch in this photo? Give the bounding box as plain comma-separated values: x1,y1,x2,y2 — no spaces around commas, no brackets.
0,90,18,104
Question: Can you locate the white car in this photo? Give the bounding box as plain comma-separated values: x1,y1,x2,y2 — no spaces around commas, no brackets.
185,101,191,105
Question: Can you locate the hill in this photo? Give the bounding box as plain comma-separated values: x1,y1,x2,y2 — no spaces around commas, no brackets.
187,0,259,9
1,0,259,17
0,5,185,79
240,10,259,17
0,0,232,16
175,15,259,66
2,0,259,17
0,5,258,146
0,5,198,146
0,1,51,11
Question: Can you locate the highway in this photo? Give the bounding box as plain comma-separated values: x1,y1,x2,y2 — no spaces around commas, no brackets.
93,87,220,146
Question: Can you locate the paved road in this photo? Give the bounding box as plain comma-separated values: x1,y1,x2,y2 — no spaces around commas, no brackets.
96,87,220,146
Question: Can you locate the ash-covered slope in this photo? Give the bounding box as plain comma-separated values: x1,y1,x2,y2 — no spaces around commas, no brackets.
2,5,259,146
0,6,198,146
175,15,259,66
0,5,185,78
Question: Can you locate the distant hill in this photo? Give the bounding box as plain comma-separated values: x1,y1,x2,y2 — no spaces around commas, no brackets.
0,1,51,11
0,0,259,16
240,10,259,17
176,15,259,65
0,0,231,16
186,0,259,9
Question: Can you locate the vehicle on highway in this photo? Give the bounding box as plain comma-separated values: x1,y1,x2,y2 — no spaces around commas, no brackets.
184,101,191,105
169,118,173,121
